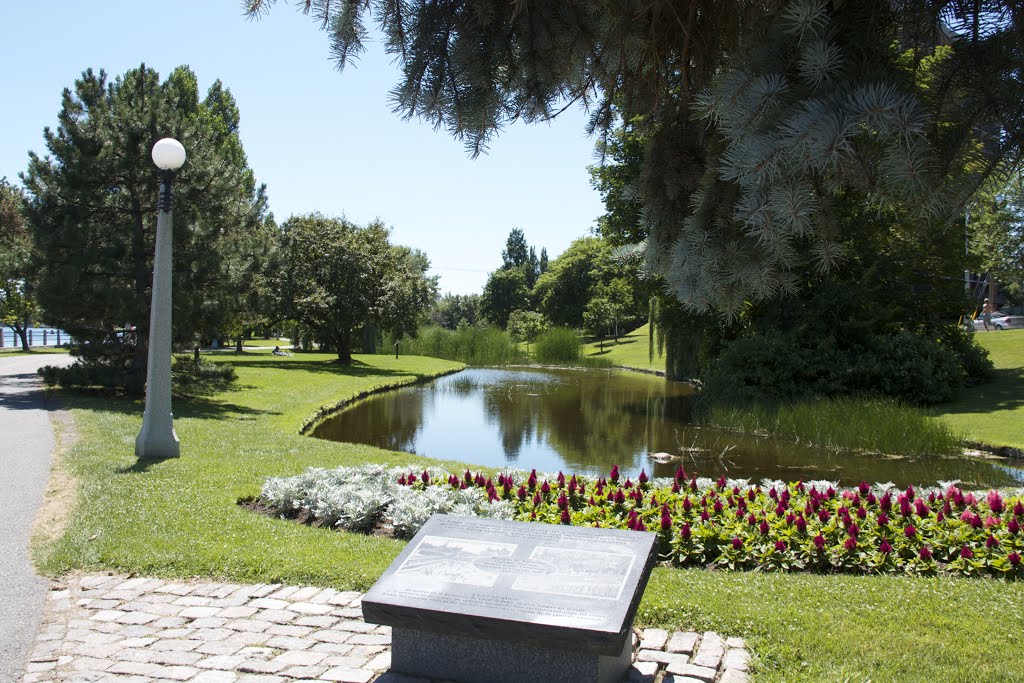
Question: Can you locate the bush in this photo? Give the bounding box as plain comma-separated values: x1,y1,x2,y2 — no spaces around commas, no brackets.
533,327,581,364
701,327,977,407
39,359,144,394
171,355,237,395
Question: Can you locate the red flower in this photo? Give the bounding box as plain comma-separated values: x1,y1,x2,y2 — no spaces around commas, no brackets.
568,476,578,495
557,493,568,510
1009,518,1020,535
856,507,867,520
1009,552,1022,566
527,469,537,489
557,472,566,488
464,469,474,485
674,465,686,486
609,465,620,484
847,523,860,539
690,477,699,492
1014,501,1024,517
877,513,890,527
732,537,743,550
660,511,672,532
880,539,893,554
624,478,633,489
532,492,542,506
785,513,796,526
796,481,806,494
914,499,929,517
714,501,724,514
517,485,527,501
859,481,870,496
747,488,756,502
541,481,551,496
613,490,626,506
671,482,681,494
683,497,693,513
818,509,831,524
813,534,825,551
747,513,757,526
960,546,974,559
421,470,430,485
774,540,786,552
919,546,933,561
560,508,571,525
759,520,770,535
986,535,998,549
904,525,916,539
796,517,807,533
880,492,892,512
397,474,407,486
717,476,727,490
635,519,647,532
680,523,692,540
844,537,857,551
769,488,779,501
700,510,710,522
639,469,649,485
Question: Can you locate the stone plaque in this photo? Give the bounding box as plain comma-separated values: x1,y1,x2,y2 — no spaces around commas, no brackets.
362,514,658,656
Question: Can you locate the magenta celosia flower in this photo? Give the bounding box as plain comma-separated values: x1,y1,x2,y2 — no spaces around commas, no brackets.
857,507,867,520
960,509,974,523
1009,552,1022,566
421,470,430,485
747,513,757,525
818,509,831,524
961,546,974,559
970,513,983,529
717,475,727,490
748,488,756,502
1009,518,1020,535
735,509,745,520
867,492,877,506
880,539,893,554
609,465,620,484
680,523,692,540
671,482,681,494
827,486,836,498
733,485,741,496
935,510,944,522
919,546,933,561
796,517,807,533
775,504,786,517
847,523,860,539
786,513,796,526
904,525,916,538
905,485,916,500
588,495,597,506
732,537,743,550
636,519,647,531
880,492,893,512
985,515,999,528
899,499,912,517
488,488,498,503
595,481,604,497
527,469,537,489
915,499,929,517
515,485,527,501
556,472,565,488
690,477,699,492
484,477,494,491
560,508,571,525
700,510,710,522
530,511,537,521
557,493,568,510
448,474,458,487
650,494,659,507
1014,501,1024,517
774,540,786,553
714,501,724,514
769,488,779,501
639,469,649,485
464,469,473,485
568,479,577,496
397,474,407,486
613,490,626,506
532,492,542,506
674,465,686,486
623,478,633,489
859,481,871,496
541,481,551,496
877,513,890,527
928,492,936,504
683,497,693,513
759,520,770,535
942,500,953,517
844,537,857,551
813,534,825,551
475,473,486,487
986,535,998,548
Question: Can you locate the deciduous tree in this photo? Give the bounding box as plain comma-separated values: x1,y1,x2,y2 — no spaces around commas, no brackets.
0,179,36,351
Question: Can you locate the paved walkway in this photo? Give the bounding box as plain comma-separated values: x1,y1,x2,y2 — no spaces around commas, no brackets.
1,353,74,683
23,575,751,683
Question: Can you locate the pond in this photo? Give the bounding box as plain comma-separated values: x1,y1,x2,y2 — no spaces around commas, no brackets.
312,367,1024,487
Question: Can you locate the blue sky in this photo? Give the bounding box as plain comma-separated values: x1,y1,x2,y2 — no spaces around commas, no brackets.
0,1,606,294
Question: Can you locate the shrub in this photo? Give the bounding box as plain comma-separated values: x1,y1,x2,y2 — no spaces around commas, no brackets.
533,327,581,364
171,355,237,395
39,359,144,394
388,324,525,365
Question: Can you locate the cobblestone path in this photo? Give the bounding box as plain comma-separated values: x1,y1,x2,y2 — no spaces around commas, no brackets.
22,575,751,683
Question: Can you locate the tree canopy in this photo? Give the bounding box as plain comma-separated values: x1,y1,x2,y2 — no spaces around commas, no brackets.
248,0,1024,318
0,179,36,351
278,214,437,363
22,64,268,387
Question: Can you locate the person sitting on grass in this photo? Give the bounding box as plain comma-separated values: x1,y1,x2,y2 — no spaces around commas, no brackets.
272,345,292,356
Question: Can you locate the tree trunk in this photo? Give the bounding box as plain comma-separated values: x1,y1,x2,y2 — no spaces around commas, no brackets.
235,336,243,353
193,346,201,363
337,333,353,364
16,322,29,352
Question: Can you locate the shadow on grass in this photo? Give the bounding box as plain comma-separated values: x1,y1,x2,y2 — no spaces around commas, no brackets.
940,367,1024,415
215,356,413,378
56,388,280,423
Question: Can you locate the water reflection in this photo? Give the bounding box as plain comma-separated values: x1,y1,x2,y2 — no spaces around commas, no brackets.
311,367,1024,487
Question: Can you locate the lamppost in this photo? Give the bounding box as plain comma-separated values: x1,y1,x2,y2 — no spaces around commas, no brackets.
136,138,186,458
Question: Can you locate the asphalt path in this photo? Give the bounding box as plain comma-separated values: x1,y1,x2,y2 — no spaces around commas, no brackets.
0,353,73,683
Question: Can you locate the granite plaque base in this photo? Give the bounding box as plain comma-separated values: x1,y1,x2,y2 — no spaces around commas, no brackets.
363,514,657,683
390,625,633,683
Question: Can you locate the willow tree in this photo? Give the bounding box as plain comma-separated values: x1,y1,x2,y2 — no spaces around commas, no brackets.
247,0,1024,376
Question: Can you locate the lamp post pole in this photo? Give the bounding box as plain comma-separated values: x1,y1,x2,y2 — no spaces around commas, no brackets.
136,138,186,458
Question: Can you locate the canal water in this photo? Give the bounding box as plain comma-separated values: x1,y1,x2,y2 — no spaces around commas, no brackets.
0,327,70,348
311,367,1024,487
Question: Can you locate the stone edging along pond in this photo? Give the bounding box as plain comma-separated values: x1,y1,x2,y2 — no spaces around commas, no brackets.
297,366,465,435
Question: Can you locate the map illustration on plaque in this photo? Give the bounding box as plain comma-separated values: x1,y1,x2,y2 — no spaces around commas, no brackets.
395,535,517,587
511,546,635,600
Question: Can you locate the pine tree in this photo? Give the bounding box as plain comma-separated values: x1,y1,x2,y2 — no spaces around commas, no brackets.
22,65,268,388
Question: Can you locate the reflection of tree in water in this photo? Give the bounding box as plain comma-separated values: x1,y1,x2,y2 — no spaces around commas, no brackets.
482,381,545,461
312,390,426,453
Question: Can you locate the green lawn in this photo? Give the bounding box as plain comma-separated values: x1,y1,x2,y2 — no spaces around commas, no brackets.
933,329,1024,449
0,346,69,357
241,337,291,348
35,352,1024,682
582,323,665,372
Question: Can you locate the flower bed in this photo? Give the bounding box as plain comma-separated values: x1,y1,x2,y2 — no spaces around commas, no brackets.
258,464,1024,578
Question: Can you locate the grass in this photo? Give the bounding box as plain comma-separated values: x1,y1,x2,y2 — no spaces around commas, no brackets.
0,346,69,357
392,325,525,365
582,323,665,372
707,397,964,456
932,328,1024,449
241,337,290,348
34,352,1024,682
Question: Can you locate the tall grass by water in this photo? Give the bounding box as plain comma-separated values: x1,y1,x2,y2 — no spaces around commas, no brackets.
533,327,581,364
707,397,964,456
390,325,525,366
